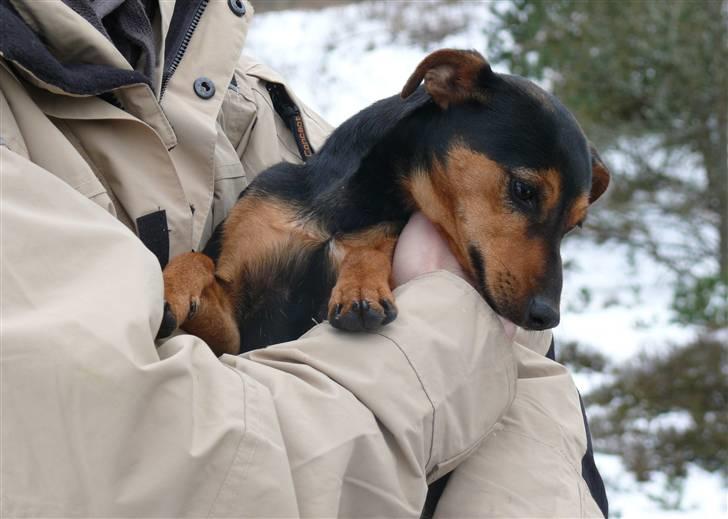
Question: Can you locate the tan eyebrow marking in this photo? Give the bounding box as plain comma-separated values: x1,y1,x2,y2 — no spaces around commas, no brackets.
510,168,561,221
540,168,561,215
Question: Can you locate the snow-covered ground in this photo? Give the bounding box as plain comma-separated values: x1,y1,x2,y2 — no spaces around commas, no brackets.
246,1,726,516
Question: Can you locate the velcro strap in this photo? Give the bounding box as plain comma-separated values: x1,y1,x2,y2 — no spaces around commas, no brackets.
136,209,170,267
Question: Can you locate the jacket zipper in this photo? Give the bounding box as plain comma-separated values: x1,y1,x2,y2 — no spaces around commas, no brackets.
159,0,209,99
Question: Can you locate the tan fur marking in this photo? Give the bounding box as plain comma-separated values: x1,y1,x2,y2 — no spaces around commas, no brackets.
163,252,240,355
164,197,329,355
539,168,562,216
402,167,470,270
328,225,398,321
182,275,240,356
217,196,328,294
403,143,549,323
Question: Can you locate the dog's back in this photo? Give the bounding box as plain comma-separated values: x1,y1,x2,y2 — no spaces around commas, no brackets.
160,49,610,356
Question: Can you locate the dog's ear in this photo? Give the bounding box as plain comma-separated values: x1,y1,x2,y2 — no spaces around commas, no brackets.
401,49,494,109
589,145,610,203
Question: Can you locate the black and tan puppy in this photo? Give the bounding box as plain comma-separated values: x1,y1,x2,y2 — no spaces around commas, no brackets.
159,49,610,356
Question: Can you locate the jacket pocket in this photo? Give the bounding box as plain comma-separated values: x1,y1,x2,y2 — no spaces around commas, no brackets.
213,163,247,226
210,118,249,237
218,73,257,157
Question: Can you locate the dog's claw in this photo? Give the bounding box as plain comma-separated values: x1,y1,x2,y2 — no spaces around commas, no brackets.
330,298,397,332
361,300,384,330
380,298,398,325
332,301,362,331
157,302,178,340
188,298,199,320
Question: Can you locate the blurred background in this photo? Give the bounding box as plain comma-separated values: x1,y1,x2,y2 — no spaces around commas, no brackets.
247,1,727,516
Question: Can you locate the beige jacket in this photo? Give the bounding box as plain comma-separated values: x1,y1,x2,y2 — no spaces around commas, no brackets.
0,1,605,517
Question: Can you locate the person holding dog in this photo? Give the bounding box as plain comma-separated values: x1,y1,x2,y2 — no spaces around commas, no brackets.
0,0,607,517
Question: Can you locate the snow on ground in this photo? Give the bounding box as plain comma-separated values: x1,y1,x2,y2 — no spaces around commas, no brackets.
247,1,501,125
560,240,698,367
246,2,726,516
597,454,727,518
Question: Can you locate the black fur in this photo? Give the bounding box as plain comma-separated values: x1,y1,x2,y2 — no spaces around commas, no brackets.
196,65,603,515
201,75,594,353
234,245,333,350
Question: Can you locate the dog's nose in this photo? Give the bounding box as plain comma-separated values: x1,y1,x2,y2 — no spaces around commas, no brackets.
525,297,560,330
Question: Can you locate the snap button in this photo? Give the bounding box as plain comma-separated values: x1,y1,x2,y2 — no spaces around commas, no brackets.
228,0,246,16
193,77,216,99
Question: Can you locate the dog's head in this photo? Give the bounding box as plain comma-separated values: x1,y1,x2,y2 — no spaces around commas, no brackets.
401,49,610,330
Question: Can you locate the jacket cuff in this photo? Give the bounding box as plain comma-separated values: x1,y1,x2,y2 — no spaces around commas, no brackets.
289,270,517,479
376,271,517,479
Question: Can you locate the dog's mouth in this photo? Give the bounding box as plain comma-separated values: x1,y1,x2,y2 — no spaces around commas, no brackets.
467,243,558,334
467,245,487,296
468,244,515,333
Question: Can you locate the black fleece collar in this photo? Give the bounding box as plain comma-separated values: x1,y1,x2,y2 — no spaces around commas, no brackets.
62,0,157,82
0,0,150,96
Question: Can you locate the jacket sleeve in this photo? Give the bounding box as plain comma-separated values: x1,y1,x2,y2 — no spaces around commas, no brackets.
432,339,607,518
1,145,516,517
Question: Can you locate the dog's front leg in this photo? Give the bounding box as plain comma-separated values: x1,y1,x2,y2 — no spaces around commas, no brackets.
159,252,240,356
328,225,399,331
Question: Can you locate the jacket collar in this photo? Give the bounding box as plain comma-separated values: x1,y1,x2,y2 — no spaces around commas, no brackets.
0,0,175,97
0,0,149,96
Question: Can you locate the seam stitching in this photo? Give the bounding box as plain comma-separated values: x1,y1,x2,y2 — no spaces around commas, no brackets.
370,331,437,470
206,363,251,518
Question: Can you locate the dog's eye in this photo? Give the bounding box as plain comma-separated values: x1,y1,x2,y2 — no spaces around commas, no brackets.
511,179,537,205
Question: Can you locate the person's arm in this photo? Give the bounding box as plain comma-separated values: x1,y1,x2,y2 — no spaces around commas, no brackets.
432,336,608,518
1,146,516,517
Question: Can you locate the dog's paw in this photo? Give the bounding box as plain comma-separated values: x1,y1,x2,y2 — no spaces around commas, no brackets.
156,298,199,340
328,284,398,332
156,302,178,339
158,251,214,340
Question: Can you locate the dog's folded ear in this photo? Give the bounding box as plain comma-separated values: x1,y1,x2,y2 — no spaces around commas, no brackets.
401,49,494,109
589,144,610,203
